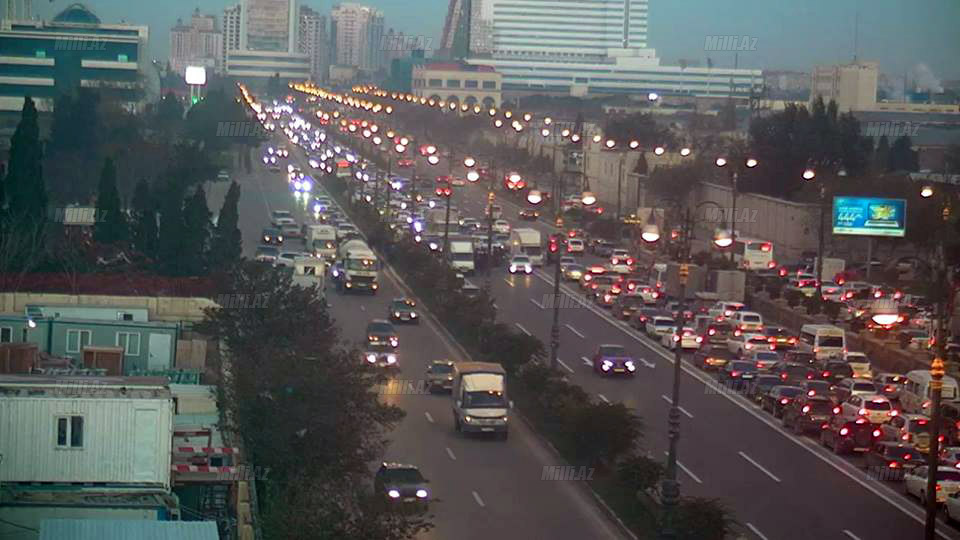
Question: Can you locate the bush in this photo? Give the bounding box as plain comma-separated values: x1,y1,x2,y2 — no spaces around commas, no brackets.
673,497,736,540
804,296,822,315
823,300,841,320
563,402,644,468
617,454,664,494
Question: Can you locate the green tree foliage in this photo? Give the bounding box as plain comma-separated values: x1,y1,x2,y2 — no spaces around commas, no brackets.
183,88,262,152
169,141,220,191
154,91,184,140
182,185,212,275
673,498,735,540
603,113,674,147
873,136,891,173
617,454,664,494
47,89,101,202
156,181,186,276
888,135,919,172
647,163,702,203
130,178,158,258
3,97,47,225
210,181,242,270
93,157,128,245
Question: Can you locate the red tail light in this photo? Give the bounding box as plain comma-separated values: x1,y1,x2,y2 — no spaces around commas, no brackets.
858,408,867,416
840,427,850,436
822,371,830,377
780,398,790,405
937,484,942,491
873,429,882,437
767,260,776,268
731,371,741,377
904,454,912,460
756,362,763,369
780,373,788,380
889,462,899,468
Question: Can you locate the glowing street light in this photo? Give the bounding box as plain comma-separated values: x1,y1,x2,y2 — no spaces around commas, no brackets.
581,192,597,206
427,155,440,165
463,156,476,168
527,190,543,205
803,169,816,181
921,185,934,198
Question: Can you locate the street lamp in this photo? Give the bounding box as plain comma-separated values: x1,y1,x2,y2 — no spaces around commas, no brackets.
715,155,759,263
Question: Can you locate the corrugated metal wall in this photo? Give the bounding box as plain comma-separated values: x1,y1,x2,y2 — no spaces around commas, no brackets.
0,397,173,486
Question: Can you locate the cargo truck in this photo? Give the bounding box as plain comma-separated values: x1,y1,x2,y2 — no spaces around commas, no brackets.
509,228,543,266
305,224,338,260
335,239,379,294
448,237,476,273
452,362,512,440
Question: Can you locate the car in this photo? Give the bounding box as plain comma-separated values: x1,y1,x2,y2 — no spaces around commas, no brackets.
631,307,663,331
820,416,883,454
693,346,735,370
782,394,835,434
940,446,960,468
708,301,746,321
800,379,834,399
271,210,294,222
280,223,302,239
863,442,924,481
254,245,280,263
374,462,430,506
363,348,399,368
366,319,399,348
262,227,284,245
610,249,634,266
731,311,764,334
274,250,311,267
612,293,645,321
450,177,466,186
875,373,906,400
508,255,533,274
578,264,607,289
761,385,804,417
727,333,773,357
831,377,878,402
460,218,481,231
519,209,540,221
837,393,895,424
396,158,414,168
819,361,854,383
562,263,585,281
425,360,455,392
784,350,816,366
592,344,638,376
821,281,844,302
585,275,620,299
904,466,960,505
272,216,297,228
882,414,934,452
763,326,797,350
748,350,780,370
748,374,782,404
768,361,816,385
566,238,585,255
664,327,703,351
898,328,932,350
703,321,734,345
645,316,676,339
389,297,420,324
844,351,873,378
722,360,759,387
591,240,617,257
492,220,511,234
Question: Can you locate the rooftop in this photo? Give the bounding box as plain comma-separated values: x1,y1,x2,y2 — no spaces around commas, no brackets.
421,62,496,73
52,3,101,25
40,519,218,540
0,375,171,399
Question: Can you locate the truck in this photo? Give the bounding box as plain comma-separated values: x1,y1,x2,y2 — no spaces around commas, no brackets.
336,238,379,294
816,257,846,284
662,262,707,300
291,257,327,304
452,362,512,440
509,228,543,266
448,237,476,274
426,207,459,236
305,224,338,260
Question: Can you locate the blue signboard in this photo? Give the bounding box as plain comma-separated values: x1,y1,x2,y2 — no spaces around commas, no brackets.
832,197,906,237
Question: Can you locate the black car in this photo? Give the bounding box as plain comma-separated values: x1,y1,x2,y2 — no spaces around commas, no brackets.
769,361,816,385
389,297,420,324
760,385,804,417
820,416,882,454
819,360,854,383
800,379,834,400
612,293,645,320
262,227,284,245
374,462,430,507
366,319,399,348
748,374,782,404
784,350,817,366
693,346,735,371
705,321,734,345
863,442,924,481
782,395,835,434
763,326,797,350
723,360,759,388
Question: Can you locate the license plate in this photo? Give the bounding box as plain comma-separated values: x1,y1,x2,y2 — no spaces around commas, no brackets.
403,497,416,502
614,368,625,373
481,427,494,432
742,374,755,379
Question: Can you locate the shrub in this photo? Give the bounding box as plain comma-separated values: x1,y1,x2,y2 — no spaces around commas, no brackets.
804,296,822,315
823,300,841,320
563,402,644,468
617,454,664,494
673,497,736,540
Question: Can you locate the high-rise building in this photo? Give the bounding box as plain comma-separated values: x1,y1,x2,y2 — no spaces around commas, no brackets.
222,4,242,69
298,5,329,82
242,0,297,53
1,0,31,21
331,3,385,72
170,9,224,75
810,62,879,112
381,28,408,67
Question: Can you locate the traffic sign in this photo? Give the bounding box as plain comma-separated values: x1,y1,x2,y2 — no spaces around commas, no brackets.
679,264,689,285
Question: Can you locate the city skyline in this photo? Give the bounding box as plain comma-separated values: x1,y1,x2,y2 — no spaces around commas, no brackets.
26,0,960,82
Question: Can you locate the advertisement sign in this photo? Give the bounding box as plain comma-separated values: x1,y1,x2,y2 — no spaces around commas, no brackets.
832,197,906,237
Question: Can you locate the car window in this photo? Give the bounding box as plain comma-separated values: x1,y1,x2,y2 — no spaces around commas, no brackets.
599,345,626,357
368,322,394,333
382,467,425,483
864,400,891,411
938,470,960,482
853,382,878,392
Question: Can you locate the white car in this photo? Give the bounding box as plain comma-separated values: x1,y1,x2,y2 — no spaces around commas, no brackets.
821,281,843,302
708,301,746,321
273,216,297,228
271,210,294,222
727,333,773,357
663,327,702,351
946,491,960,523
904,466,960,504
610,249,633,266
566,238,585,255
645,316,676,339
509,255,533,275
493,220,511,234
731,311,764,334
844,351,873,378
838,394,894,424
274,251,310,267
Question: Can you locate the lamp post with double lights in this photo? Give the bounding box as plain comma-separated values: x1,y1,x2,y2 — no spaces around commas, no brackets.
714,155,759,263
800,165,847,300
437,184,454,255
640,201,731,540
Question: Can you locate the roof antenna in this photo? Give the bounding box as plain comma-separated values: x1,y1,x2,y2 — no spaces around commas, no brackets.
852,0,859,63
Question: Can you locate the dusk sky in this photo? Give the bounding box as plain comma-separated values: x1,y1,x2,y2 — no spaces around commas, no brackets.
35,0,960,82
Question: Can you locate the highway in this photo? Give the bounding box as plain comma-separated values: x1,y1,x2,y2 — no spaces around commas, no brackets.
207,141,630,540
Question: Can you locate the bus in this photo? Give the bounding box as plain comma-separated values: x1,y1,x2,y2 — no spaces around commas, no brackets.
732,237,775,271
336,159,351,179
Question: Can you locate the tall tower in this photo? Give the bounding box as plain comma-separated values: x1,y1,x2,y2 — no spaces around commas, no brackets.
222,4,242,68
242,0,298,53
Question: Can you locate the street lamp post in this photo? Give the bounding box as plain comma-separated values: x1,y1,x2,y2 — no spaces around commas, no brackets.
715,156,757,263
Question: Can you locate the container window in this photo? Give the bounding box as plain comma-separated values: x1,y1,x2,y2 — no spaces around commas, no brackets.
0,327,11,342
56,416,84,448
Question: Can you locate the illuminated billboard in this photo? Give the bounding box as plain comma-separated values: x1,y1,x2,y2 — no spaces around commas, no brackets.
832,197,906,237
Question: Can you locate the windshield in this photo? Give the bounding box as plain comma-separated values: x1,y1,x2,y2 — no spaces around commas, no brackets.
368,323,394,334
908,420,931,433
778,387,803,398
453,253,474,261
937,471,960,482
655,319,675,327
599,345,626,357
523,246,542,256
755,352,778,361
464,390,507,408
742,315,761,323
819,336,844,348
383,468,425,484
731,362,757,372
853,383,878,392
430,364,453,374
864,400,891,411
806,381,831,393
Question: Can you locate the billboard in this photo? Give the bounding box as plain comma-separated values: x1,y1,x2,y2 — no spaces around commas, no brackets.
832,197,906,237
184,65,207,85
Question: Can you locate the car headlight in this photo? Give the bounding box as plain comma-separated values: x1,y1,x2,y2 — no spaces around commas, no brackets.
416,489,428,499
625,360,636,372
463,415,472,423
524,265,532,273
386,354,397,364
446,376,453,381
510,265,517,272
394,311,401,317
410,312,417,318
366,353,377,363
278,236,284,242
388,489,400,499
389,337,398,346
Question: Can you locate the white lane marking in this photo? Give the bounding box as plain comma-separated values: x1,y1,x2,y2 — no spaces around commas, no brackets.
565,323,585,338
534,267,954,538
581,356,592,366
445,447,457,461
663,451,703,484
360,305,365,311
424,412,434,423
746,523,769,540
493,303,498,309
530,298,544,309
515,323,531,336
738,451,782,483
597,394,610,404
503,278,515,287
842,531,862,540
660,395,694,419
472,490,485,507
557,358,575,374
638,358,656,369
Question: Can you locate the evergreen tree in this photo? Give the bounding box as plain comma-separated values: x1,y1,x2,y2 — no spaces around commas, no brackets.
131,178,158,257
156,181,186,276
93,157,128,244
3,97,47,225
874,136,891,173
210,181,242,269
888,136,919,173
182,185,212,276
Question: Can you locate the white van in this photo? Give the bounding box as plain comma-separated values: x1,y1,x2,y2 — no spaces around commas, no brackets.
900,370,960,415
798,324,846,361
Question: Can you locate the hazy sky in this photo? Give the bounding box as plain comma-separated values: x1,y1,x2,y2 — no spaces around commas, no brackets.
35,0,960,82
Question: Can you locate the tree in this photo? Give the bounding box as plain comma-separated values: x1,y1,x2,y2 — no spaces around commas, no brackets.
93,157,128,244
945,144,960,175
603,113,673,147
3,97,47,225
46,89,101,203
156,181,186,276
873,136,890,173
210,181,242,269
888,136,919,172
154,91,184,140
130,178,158,257
181,184,212,276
